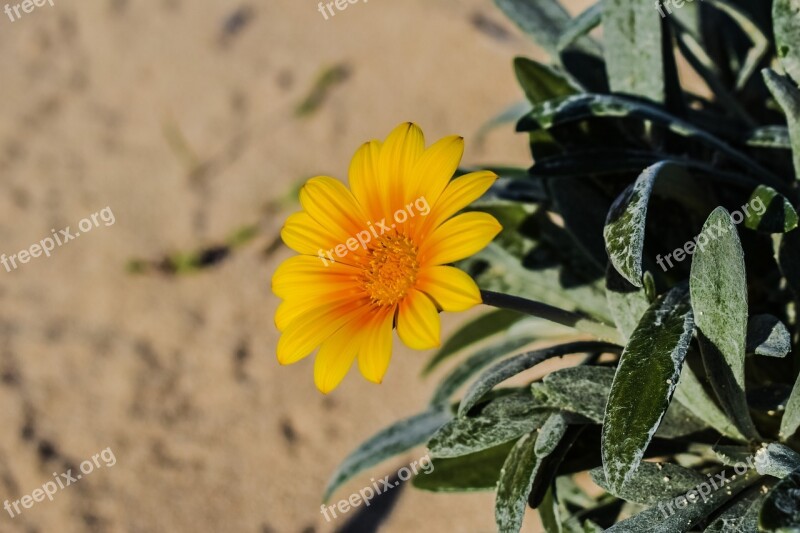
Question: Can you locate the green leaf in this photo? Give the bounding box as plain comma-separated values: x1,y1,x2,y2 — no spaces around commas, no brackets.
755,443,800,479
412,441,515,493
602,0,664,102
495,432,540,533
539,485,563,533
589,462,706,505
605,266,651,341
607,466,760,532
744,185,799,234
514,57,580,105
690,207,760,440
422,309,524,376
493,0,598,57
458,341,621,416
518,94,782,184
674,362,746,441
759,466,800,531
782,372,800,441
774,0,800,84
532,366,616,423
428,392,549,458
705,486,770,533
558,2,602,52
763,69,800,181
604,162,688,287
602,286,694,493
745,126,792,149
746,314,792,358
323,408,450,501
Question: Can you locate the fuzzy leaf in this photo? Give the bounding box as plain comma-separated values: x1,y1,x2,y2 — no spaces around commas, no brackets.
774,0,800,84
428,393,549,458
494,0,598,57
759,466,800,531
458,341,620,416
782,373,800,441
746,314,792,358
674,363,746,441
705,487,770,533
602,0,663,102
589,462,706,505
605,265,651,340
558,2,602,52
495,432,540,533
602,286,694,493
532,366,616,423
604,162,687,287
763,69,800,181
755,443,800,479
690,207,759,440
323,408,450,501
744,185,799,233
607,467,760,532
412,441,515,493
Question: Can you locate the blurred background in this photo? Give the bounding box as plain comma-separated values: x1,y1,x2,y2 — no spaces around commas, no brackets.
0,0,593,531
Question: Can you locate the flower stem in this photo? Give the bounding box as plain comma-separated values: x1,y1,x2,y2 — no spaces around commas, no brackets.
480,290,624,345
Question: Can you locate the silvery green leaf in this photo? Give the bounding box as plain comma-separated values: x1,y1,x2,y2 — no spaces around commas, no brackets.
429,393,549,459
323,408,450,501
746,314,792,358
690,207,760,440
755,443,800,479
458,341,620,416
604,162,688,287
674,361,746,441
763,69,800,181
412,441,515,493
558,2,602,52
605,265,651,340
602,0,663,102
589,462,706,505
773,0,800,84
602,286,694,493
705,487,770,533
532,366,616,423
781,373,800,441
495,432,540,533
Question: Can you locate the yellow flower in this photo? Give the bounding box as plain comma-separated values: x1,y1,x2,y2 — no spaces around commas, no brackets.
272,123,502,393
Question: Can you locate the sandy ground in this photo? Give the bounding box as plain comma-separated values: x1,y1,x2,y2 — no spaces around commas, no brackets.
0,0,594,531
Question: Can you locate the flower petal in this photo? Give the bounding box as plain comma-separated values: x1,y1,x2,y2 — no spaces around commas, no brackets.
408,135,464,210
419,212,502,266
423,171,497,232
280,211,341,256
275,286,361,332
300,176,368,242
272,255,360,300
348,140,384,222
357,308,395,384
314,320,363,394
378,123,425,212
397,289,440,350
416,266,482,312
277,303,368,365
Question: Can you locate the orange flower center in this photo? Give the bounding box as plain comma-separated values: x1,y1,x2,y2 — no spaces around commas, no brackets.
360,234,420,306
